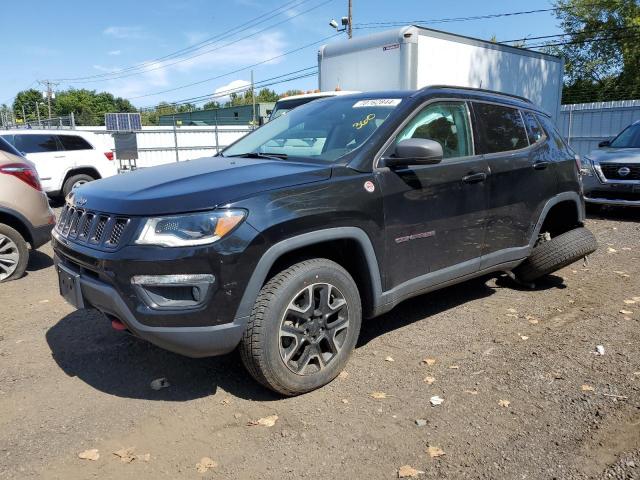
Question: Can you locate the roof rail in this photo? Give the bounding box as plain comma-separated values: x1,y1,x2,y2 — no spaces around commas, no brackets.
418,85,534,104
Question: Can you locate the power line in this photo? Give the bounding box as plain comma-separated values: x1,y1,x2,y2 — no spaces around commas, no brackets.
126,33,340,101
51,0,314,82
57,0,335,84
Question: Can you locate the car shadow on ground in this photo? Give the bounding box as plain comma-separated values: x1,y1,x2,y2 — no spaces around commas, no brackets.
587,205,640,223
27,250,53,272
46,273,569,402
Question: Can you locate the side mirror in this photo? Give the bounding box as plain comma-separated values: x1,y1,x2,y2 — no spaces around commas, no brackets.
382,138,443,168
598,138,612,148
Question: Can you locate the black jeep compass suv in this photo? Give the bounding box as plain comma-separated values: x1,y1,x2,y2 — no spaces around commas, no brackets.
52,87,597,395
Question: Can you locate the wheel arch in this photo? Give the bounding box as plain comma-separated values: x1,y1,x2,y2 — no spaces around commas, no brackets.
529,192,585,247
234,227,383,322
63,167,101,185
0,207,33,246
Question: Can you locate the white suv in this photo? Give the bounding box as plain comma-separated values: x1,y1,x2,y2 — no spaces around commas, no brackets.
0,130,117,197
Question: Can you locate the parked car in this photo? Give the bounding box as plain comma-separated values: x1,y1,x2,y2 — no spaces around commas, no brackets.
269,90,359,120
52,87,597,395
0,130,117,198
581,120,640,207
0,137,55,282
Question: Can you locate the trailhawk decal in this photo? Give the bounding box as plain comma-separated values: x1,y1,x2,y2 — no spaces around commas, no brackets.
395,231,436,244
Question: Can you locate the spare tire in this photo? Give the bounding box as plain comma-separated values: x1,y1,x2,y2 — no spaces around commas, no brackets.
514,227,598,283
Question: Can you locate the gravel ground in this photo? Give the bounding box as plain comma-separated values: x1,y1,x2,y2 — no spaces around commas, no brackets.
0,207,638,479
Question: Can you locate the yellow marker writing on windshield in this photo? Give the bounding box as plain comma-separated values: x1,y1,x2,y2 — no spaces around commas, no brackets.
353,113,376,130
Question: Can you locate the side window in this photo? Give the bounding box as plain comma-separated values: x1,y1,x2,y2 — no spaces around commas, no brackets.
473,103,529,154
392,101,473,160
14,134,59,154
537,114,570,155
0,136,21,156
58,135,93,151
522,111,545,144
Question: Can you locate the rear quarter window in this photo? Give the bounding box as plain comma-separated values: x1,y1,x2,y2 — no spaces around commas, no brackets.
537,114,572,157
522,111,545,144
58,135,93,151
473,103,529,154
14,134,59,154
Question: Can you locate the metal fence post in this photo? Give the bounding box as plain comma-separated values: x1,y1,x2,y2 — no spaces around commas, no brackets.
172,114,179,162
567,104,573,147
71,112,75,129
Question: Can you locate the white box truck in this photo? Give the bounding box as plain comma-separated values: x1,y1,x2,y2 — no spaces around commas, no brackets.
318,26,564,119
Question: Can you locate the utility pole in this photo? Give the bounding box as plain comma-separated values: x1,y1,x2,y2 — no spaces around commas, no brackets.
347,0,353,39
251,69,256,128
38,80,59,119
21,105,27,126
35,102,42,127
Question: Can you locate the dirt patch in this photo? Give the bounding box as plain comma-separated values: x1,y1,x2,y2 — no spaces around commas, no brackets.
0,207,639,479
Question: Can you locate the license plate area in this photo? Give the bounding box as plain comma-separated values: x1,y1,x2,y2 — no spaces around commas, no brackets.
57,264,85,309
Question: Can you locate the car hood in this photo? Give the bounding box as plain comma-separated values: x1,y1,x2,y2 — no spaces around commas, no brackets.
586,147,640,164
70,156,331,215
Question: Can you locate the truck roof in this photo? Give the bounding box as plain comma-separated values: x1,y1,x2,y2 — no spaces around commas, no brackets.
319,25,562,64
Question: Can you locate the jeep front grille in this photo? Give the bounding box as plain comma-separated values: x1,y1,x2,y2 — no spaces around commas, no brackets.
55,205,132,249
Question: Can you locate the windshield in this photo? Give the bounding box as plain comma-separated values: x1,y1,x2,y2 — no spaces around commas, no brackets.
610,123,640,148
225,96,402,162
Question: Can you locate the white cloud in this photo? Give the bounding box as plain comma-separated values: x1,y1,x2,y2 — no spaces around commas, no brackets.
103,26,146,39
185,32,208,45
107,50,121,56
97,31,286,102
213,79,251,103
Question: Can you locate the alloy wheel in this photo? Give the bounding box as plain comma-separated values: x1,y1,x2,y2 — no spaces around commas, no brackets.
279,283,350,375
0,234,20,281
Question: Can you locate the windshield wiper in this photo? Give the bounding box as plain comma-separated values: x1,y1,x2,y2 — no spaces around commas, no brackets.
226,152,289,160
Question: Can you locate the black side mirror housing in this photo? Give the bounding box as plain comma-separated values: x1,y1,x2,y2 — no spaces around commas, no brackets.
382,138,443,168
598,138,612,148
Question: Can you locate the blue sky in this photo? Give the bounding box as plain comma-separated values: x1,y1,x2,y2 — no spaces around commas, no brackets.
0,0,563,108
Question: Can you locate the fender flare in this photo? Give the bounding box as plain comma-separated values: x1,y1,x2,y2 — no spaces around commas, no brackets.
0,206,35,244
233,227,383,322
528,191,585,248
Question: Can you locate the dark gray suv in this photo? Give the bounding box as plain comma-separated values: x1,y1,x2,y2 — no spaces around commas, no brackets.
581,120,640,207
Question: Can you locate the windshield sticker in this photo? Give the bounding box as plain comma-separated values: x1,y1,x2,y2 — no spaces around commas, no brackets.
353,99,402,108
353,113,376,130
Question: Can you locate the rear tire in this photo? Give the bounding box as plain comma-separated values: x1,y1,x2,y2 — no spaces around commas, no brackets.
513,227,597,283
62,174,95,198
0,224,29,283
240,259,362,396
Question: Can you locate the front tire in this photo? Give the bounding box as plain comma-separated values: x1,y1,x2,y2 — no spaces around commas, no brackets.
0,224,29,283
514,227,597,283
62,173,95,198
240,259,362,396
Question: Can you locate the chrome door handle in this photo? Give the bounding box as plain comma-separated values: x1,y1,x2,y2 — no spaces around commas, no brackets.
462,172,487,184
533,161,550,170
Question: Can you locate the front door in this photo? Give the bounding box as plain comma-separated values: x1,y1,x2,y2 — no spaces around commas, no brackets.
377,100,490,291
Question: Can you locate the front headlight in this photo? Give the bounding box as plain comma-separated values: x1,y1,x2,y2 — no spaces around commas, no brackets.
136,209,246,247
580,157,594,177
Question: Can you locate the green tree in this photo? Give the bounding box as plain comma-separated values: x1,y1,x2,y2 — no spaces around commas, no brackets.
202,100,221,110
13,89,46,122
553,0,640,103
54,88,136,125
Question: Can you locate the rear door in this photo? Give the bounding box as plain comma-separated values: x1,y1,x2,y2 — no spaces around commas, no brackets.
13,134,67,193
57,134,96,171
473,103,557,265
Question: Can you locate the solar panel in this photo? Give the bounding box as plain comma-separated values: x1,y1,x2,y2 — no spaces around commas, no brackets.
105,113,142,131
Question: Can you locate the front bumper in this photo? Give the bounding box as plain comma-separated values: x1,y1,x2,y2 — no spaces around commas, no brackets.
51,220,263,358
582,173,640,207
55,259,246,357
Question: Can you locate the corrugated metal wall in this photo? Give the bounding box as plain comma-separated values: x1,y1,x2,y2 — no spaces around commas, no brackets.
558,100,640,156
77,125,251,168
